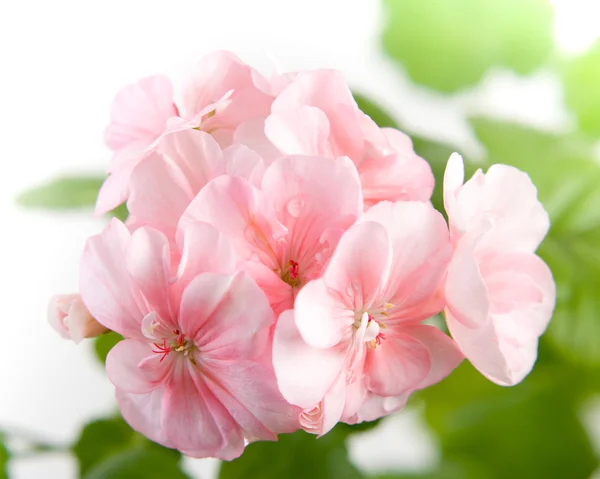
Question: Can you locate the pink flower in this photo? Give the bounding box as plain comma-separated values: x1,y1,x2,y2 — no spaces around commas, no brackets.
262,70,434,207
97,51,274,214
179,154,363,316
443,154,555,386
124,128,265,241
273,201,463,435
79,219,299,459
48,294,108,343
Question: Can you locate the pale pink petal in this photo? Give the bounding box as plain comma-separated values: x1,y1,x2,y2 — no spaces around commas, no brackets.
261,155,363,280
179,176,286,267
359,127,434,207
104,75,178,152
321,220,392,312
175,222,237,291
125,227,173,321
116,388,174,449
162,361,245,460
443,152,465,222
79,219,147,338
444,154,550,252
363,201,452,321
447,250,554,386
240,261,293,317
95,165,135,215
106,339,167,394
272,70,363,159
203,358,300,438
223,144,266,188
264,106,333,157
273,310,348,409
233,118,282,165
126,152,193,237
179,272,273,356
48,294,108,343
155,129,225,194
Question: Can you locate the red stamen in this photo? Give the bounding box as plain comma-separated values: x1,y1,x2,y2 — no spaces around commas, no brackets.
289,260,300,280
375,333,386,346
152,338,171,362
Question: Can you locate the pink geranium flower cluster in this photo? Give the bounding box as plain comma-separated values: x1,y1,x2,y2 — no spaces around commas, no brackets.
49,51,555,459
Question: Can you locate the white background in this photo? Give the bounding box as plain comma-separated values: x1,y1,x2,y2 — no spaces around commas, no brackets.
0,1,598,477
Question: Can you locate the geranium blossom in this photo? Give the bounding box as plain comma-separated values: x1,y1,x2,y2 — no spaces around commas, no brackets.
442,153,555,385
79,219,298,459
97,51,273,214
273,201,463,435
179,154,363,316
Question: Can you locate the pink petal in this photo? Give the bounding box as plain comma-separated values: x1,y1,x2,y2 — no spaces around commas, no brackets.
106,339,168,394
126,152,193,237
175,222,237,291
179,272,274,356
233,118,282,166
359,127,435,207
363,201,452,321
273,310,348,409
354,392,411,423
443,152,465,223
116,388,174,449
223,144,266,188
95,164,135,215
272,70,363,159
264,106,333,157
447,251,554,386
104,75,178,152
321,220,392,312
240,260,294,317
79,219,147,338
125,227,173,321
202,358,300,439
179,176,286,267
162,361,245,460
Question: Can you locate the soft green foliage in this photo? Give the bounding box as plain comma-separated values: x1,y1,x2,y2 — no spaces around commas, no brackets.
563,40,600,136
16,176,105,209
382,0,554,93
471,118,600,367
0,438,8,479
73,417,188,479
419,357,598,479
94,332,124,365
219,426,363,479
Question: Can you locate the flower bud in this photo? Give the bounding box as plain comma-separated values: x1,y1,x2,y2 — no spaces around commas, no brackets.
48,294,108,343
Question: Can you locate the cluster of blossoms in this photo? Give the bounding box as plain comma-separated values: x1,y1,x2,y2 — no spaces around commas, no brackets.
49,51,555,459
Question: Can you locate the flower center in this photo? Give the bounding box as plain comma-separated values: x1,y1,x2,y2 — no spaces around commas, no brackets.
152,329,194,362
280,259,302,287
353,305,394,349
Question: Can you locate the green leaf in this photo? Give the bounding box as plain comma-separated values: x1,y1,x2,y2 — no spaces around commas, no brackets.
219,427,363,479
419,360,598,479
563,40,600,136
470,118,600,367
94,332,123,365
109,203,129,222
353,93,399,129
0,438,9,479
73,417,135,476
83,447,189,479
16,175,105,210
382,0,554,93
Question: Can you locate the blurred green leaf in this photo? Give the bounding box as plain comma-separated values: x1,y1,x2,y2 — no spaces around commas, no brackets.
219,427,363,479
73,417,134,476
94,332,123,365
75,416,185,479
563,40,600,136
353,93,399,129
0,437,9,479
420,361,597,479
83,447,189,479
16,175,104,210
471,118,600,367
382,0,554,93
109,203,129,222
